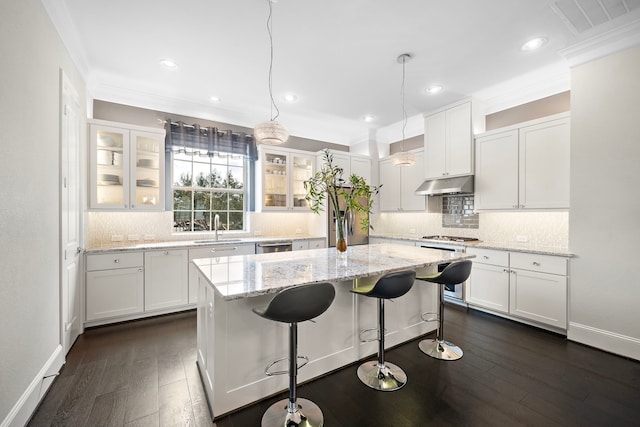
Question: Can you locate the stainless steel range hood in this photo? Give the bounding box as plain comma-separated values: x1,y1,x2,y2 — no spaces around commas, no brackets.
415,175,474,196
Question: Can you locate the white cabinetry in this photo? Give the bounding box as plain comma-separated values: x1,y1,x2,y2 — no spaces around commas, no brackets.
318,150,372,185
86,252,144,321
378,150,425,212
144,249,189,311
509,252,567,329
475,113,570,210
466,247,568,330
424,100,484,179
89,119,165,210
188,243,255,304
466,248,510,313
258,147,315,211
307,238,326,249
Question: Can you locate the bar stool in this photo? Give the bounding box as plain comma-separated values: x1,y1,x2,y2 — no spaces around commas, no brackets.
252,282,336,427
417,260,472,361
351,270,416,391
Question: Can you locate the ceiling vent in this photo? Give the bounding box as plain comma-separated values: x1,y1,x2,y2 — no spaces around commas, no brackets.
551,0,640,35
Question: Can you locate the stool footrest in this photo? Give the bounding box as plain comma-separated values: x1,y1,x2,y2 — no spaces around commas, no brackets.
421,311,438,323
265,355,309,376
359,327,389,343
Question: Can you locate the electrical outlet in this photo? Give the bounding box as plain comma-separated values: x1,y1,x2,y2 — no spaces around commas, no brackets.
144,234,155,240
516,235,528,243
128,234,139,241
295,228,303,234
111,234,123,242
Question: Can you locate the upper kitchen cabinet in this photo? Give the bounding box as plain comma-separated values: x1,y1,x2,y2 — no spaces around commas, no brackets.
423,99,485,179
258,146,315,211
475,113,570,210
378,150,425,212
318,150,371,185
89,119,165,210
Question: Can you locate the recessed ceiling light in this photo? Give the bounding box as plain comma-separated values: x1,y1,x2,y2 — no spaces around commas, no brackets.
210,96,222,102
521,37,548,52
283,94,298,103
425,85,443,94
159,58,178,69
363,115,376,123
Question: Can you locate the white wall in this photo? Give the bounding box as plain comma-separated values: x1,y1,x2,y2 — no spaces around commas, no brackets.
0,0,86,424
569,46,640,360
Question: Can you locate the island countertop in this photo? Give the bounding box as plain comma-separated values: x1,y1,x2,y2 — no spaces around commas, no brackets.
193,243,474,300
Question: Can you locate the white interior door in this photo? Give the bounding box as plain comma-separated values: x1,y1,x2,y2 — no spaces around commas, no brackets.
60,70,82,354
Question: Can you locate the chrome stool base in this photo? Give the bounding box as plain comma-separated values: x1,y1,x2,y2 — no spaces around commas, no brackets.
261,398,323,427
419,338,463,361
356,361,407,391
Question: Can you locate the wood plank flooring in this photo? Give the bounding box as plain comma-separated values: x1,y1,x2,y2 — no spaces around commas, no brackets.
28,306,640,426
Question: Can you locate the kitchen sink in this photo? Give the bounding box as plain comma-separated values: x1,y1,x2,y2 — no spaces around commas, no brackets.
194,239,243,244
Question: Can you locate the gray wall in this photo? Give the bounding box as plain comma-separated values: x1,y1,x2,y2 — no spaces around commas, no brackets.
0,0,86,423
568,46,640,359
93,100,348,153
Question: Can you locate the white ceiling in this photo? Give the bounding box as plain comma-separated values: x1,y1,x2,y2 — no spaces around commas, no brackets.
42,0,640,145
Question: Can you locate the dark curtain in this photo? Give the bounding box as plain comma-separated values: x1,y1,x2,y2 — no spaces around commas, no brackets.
165,121,257,160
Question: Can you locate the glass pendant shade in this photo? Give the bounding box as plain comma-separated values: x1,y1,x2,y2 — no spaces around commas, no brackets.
391,150,416,166
254,120,289,145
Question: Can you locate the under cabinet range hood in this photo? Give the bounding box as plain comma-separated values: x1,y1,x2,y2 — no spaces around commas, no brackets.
415,175,474,196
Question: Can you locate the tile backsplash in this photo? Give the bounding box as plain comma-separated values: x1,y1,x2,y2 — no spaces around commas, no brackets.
86,208,568,249
442,195,479,229
371,210,568,248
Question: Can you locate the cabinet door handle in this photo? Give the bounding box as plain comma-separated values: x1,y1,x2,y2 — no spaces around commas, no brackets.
114,259,120,263
520,204,525,208
532,261,540,266
138,268,143,273
210,247,237,253
503,268,509,273
483,255,489,259
164,251,169,255
511,270,516,274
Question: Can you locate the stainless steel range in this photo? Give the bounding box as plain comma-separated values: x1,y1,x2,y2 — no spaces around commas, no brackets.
418,235,479,306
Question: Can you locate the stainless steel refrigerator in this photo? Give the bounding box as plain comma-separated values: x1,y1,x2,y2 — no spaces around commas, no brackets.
328,188,369,247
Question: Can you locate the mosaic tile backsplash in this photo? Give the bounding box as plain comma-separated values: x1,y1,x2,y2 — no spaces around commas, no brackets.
442,195,479,229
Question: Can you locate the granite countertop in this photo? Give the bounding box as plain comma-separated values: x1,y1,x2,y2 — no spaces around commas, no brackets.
371,234,573,257
193,243,474,300
85,235,326,253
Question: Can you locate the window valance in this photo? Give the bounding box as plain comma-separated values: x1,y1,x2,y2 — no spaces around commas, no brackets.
165,120,257,160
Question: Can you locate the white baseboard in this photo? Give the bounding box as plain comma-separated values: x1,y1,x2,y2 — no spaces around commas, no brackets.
1,345,64,427
568,322,640,361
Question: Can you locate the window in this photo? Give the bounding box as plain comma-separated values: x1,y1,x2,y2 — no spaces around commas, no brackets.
172,152,246,232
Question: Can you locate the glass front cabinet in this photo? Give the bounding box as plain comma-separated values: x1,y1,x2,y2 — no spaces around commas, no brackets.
259,147,314,211
89,119,165,210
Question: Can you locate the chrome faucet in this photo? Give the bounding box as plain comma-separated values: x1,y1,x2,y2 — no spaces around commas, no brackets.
214,214,221,241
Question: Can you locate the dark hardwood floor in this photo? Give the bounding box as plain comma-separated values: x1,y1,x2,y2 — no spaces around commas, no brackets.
28,306,640,426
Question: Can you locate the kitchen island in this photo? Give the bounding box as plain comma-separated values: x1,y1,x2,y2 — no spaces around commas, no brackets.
193,243,474,418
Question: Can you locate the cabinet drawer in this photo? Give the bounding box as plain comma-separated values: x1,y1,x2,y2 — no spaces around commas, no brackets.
510,252,567,275
86,251,144,271
466,247,508,266
292,240,309,251
189,243,255,260
308,238,326,249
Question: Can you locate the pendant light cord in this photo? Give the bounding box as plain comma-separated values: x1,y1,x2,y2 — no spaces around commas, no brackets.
267,0,280,122
401,55,407,152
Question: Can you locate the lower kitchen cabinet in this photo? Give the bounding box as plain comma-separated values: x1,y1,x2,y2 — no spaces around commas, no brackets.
466,248,510,313
509,252,567,328
86,252,144,321
145,249,189,311
466,247,568,330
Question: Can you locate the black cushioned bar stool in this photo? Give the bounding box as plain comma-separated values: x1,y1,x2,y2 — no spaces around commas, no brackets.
351,270,416,391
417,260,472,361
252,282,336,427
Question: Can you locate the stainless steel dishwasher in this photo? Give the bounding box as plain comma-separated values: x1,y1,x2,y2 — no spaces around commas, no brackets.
256,241,293,253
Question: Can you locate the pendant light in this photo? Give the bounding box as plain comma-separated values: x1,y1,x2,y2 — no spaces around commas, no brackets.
254,0,289,145
392,53,416,167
